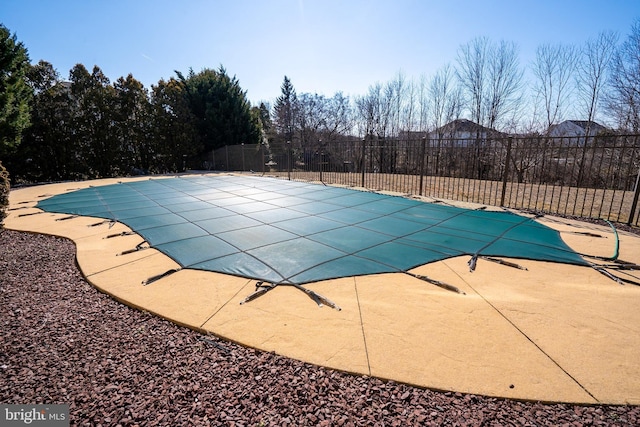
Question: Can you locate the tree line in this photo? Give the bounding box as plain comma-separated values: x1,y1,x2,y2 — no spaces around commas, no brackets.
1,19,640,185
276,21,638,145
0,24,264,183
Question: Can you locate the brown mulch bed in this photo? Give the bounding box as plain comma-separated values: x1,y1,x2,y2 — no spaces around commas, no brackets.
1,229,638,426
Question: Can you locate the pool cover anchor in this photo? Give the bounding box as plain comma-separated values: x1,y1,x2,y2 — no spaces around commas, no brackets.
104,230,136,239
89,219,117,229
608,259,640,270
468,214,544,273
573,220,640,286
7,205,32,211
591,263,640,286
593,266,625,285
480,256,528,271
55,214,79,221
118,240,149,256
468,255,479,272
18,211,45,217
405,272,466,295
142,268,182,285
290,283,342,311
240,281,342,311
240,281,277,305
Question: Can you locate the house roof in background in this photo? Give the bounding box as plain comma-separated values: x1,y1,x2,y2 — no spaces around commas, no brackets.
548,120,608,136
433,119,505,137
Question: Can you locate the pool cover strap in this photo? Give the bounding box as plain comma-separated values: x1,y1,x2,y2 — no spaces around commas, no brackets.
240,281,342,310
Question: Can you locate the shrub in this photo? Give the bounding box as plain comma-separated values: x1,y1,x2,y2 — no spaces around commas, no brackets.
0,161,9,227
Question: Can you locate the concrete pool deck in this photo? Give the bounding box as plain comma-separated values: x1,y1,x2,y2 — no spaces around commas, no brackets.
5,174,640,405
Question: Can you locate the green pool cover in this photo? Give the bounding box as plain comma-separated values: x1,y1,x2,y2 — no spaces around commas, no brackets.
37,175,589,286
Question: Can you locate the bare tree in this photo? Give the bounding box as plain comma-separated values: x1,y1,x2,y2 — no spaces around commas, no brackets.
355,82,394,139
388,71,406,137
296,92,325,149
386,71,420,136
416,73,429,133
426,64,463,175
575,31,618,132
485,40,524,131
531,43,577,131
456,37,523,132
296,91,353,144
355,83,380,138
403,77,418,135
428,64,463,136
322,92,353,141
456,36,489,127
606,18,640,131
573,31,618,189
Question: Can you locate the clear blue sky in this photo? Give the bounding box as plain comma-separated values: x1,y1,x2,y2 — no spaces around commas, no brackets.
3,0,639,106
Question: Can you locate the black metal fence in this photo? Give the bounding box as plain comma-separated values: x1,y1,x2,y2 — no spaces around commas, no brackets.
208,134,640,226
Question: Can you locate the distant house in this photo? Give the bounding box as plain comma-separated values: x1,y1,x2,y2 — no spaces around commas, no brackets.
548,120,608,143
427,119,505,146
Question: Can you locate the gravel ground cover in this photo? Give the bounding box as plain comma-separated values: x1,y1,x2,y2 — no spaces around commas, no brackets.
1,229,638,426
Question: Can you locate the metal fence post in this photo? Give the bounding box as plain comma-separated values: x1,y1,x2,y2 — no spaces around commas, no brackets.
319,140,323,183
419,137,426,196
361,138,366,188
287,141,291,181
241,143,245,172
628,163,640,225
500,136,513,207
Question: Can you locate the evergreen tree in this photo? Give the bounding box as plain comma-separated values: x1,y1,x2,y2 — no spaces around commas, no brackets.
114,74,152,172
272,76,297,144
18,61,76,181
176,66,261,154
254,102,272,144
150,77,200,172
69,64,119,177
258,102,272,134
0,24,32,159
